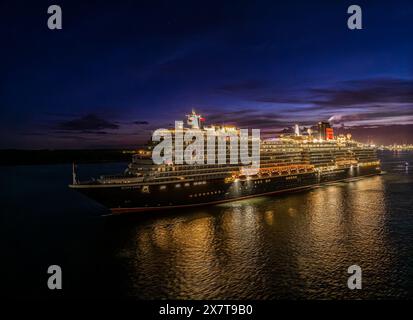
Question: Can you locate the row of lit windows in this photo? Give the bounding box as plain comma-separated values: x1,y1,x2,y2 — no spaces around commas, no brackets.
159,181,207,190
189,190,223,197
155,170,312,188
251,178,276,184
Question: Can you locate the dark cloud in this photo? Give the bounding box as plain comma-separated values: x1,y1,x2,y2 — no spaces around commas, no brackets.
205,109,289,128
216,80,268,93
250,78,413,108
57,114,119,132
133,121,149,125
327,108,413,125
206,108,258,121
79,130,109,135
309,78,413,107
254,96,302,104
225,77,413,128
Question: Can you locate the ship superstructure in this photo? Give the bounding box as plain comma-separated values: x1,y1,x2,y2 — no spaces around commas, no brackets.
69,112,381,213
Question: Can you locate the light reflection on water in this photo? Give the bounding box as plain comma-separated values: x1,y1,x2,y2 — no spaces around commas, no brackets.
101,163,412,299
2,151,413,299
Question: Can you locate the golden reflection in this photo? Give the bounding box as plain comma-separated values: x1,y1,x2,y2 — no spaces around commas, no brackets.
294,176,392,287
264,210,274,225
133,202,268,298
346,177,387,249
307,183,346,245
150,223,171,250
135,215,219,298
127,174,397,298
288,207,297,217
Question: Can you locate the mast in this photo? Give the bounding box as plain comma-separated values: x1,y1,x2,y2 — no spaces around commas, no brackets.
72,162,78,185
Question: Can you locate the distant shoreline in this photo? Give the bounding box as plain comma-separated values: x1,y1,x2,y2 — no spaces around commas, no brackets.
0,149,135,166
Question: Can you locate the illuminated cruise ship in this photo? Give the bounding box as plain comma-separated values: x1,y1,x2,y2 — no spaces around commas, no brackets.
69,112,381,213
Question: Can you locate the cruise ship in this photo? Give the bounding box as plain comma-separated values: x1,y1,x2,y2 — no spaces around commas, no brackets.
69,112,381,213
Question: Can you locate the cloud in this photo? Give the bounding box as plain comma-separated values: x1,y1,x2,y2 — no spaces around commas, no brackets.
216,80,268,93
204,108,289,129
133,121,149,125
216,77,413,127
248,78,413,108
308,78,413,107
57,114,119,132
327,108,413,125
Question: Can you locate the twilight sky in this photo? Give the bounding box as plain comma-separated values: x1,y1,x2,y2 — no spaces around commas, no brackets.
1,0,413,148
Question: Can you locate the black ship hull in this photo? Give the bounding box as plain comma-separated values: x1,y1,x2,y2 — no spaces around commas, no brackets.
70,165,381,214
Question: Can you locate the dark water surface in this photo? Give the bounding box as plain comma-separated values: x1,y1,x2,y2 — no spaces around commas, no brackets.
2,151,413,299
